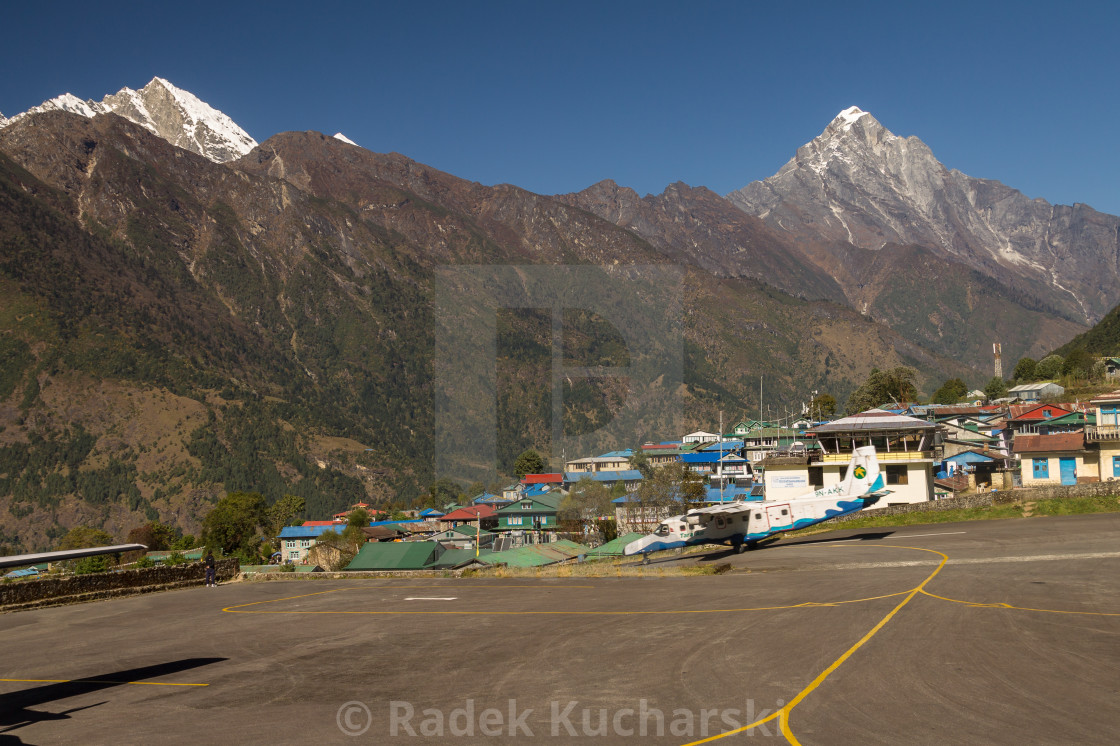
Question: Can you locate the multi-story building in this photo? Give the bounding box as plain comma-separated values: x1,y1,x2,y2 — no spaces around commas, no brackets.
763,409,944,505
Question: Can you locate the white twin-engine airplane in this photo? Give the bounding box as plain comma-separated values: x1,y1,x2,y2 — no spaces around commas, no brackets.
624,446,888,557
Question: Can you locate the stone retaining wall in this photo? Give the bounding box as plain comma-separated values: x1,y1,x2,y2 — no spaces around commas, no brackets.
1,558,240,612
823,493,995,524
992,481,1120,504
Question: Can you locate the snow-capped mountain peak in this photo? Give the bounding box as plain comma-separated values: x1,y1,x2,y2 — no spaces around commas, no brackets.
1,77,257,163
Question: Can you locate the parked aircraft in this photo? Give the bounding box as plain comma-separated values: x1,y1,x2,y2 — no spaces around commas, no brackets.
624,446,887,556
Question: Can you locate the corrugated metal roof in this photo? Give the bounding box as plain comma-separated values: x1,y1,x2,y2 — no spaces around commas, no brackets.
810,409,938,433
585,533,645,557
346,542,441,570
1014,433,1087,454
482,540,589,568
564,470,642,482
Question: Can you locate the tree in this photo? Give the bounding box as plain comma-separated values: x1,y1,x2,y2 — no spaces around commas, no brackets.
347,508,371,528
628,450,653,479
1036,354,1064,380
513,449,545,479
59,526,114,550
311,527,364,571
266,494,306,543
845,367,919,414
983,376,1008,401
127,522,179,551
429,478,462,507
1012,357,1037,382
634,462,707,520
202,491,267,559
809,393,837,420
931,378,969,405
1061,349,1094,379
559,477,613,535
465,482,487,499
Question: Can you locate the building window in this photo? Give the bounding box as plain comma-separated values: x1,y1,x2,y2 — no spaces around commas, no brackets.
886,465,909,485
521,502,532,509
509,516,522,526
1033,458,1049,479
808,467,824,488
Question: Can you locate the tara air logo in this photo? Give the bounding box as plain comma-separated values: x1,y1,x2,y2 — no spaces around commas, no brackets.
854,466,867,479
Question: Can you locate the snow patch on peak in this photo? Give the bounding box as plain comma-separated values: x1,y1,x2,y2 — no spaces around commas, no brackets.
835,106,868,129
333,132,358,146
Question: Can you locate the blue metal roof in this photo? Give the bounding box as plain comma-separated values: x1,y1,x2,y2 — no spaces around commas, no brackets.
279,525,342,539
565,469,643,482
704,485,757,502
680,452,723,464
419,508,444,517
597,449,634,459
700,440,744,451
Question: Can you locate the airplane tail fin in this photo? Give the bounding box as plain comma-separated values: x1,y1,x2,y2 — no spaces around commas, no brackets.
838,445,884,497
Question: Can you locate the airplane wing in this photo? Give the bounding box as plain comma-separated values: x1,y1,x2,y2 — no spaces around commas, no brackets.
0,544,148,570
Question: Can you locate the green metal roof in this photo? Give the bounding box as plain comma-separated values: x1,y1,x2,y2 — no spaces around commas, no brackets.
481,540,590,568
346,542,440,570
426,548,492,569
584,533,644,558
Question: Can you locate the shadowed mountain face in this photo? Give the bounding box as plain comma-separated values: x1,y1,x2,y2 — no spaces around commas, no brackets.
726,107,1120,326
0,111,979,550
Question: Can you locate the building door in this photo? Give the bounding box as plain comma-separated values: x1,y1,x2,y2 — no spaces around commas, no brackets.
1059,458,1077,486
766,504,792,530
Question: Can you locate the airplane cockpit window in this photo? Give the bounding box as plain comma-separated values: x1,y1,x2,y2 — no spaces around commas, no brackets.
655,525,671,536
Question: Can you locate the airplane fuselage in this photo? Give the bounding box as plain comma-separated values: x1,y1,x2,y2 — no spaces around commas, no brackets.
623,494,877,555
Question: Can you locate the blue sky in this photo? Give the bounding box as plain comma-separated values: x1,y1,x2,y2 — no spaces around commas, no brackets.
3,1,1119,213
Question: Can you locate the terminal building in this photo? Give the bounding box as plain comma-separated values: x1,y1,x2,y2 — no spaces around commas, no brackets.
762,409,945,505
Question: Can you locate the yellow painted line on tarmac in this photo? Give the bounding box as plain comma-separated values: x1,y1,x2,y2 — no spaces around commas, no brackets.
681,544,949,746
921,589,1120,616
0,678,207,687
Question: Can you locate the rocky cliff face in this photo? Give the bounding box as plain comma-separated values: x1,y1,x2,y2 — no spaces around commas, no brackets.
727,107,1120,325
1,77,256,163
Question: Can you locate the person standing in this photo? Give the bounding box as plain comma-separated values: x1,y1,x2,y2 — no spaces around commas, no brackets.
204,551,216,587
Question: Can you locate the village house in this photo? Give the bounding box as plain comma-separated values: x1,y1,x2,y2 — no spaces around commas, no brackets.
495,492,562,534
1007,382,1065,402
1014,432,1091,486
1087,390,1120,482
564,450,632,473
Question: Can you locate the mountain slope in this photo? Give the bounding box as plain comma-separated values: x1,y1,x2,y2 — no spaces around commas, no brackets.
0,110,977,550
557,179,847,304
728,107,1120,325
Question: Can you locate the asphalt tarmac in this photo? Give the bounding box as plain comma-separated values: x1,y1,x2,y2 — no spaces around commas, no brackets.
2,513,1119,745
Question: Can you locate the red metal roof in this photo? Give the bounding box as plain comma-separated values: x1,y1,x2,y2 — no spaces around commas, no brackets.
440,504,498,520
521,473,563,484
302,520,338,526
1007,404,1075,422
1013,432,1086,454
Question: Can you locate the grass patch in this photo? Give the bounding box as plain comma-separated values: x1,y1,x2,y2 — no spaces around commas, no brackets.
1030,495,1120,516
783,493,1120,539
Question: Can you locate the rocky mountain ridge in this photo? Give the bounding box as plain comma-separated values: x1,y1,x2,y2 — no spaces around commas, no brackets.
727,107,1120,325
1,77,257,163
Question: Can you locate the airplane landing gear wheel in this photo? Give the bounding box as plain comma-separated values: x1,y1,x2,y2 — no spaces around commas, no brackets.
642,553,650,565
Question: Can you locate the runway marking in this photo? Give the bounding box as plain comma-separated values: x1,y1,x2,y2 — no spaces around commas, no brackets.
683,544,949,746
892,531,967,539
404,597,457,601
223,589,913,616
0,678,207,687
921,589,1120,616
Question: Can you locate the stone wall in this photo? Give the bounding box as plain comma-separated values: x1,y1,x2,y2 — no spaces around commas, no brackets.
822,493,995,524
1,558,239,612
992,481,1120,504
